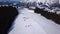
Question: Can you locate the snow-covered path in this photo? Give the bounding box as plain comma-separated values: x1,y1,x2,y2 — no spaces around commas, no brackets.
9,8,60,34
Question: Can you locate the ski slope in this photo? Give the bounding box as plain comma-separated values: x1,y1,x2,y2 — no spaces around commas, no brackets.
9,8,60,34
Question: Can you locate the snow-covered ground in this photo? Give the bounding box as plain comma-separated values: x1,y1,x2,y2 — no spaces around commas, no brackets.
9,8,60,34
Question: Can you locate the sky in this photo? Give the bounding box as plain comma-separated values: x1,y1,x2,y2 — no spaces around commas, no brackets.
0,0,60,5
0,0,21,1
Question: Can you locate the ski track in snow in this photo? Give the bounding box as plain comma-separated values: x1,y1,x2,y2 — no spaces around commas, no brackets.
9,8,60,34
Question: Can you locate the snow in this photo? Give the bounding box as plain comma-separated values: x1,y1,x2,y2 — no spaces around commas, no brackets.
56,11,60,14
9,8,60,34
37,3,60,14
29,6,36,9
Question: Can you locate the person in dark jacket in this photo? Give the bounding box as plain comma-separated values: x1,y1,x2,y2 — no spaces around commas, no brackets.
0,6,18,34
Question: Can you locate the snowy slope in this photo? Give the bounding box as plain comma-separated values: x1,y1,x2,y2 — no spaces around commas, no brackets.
9,8,60,34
